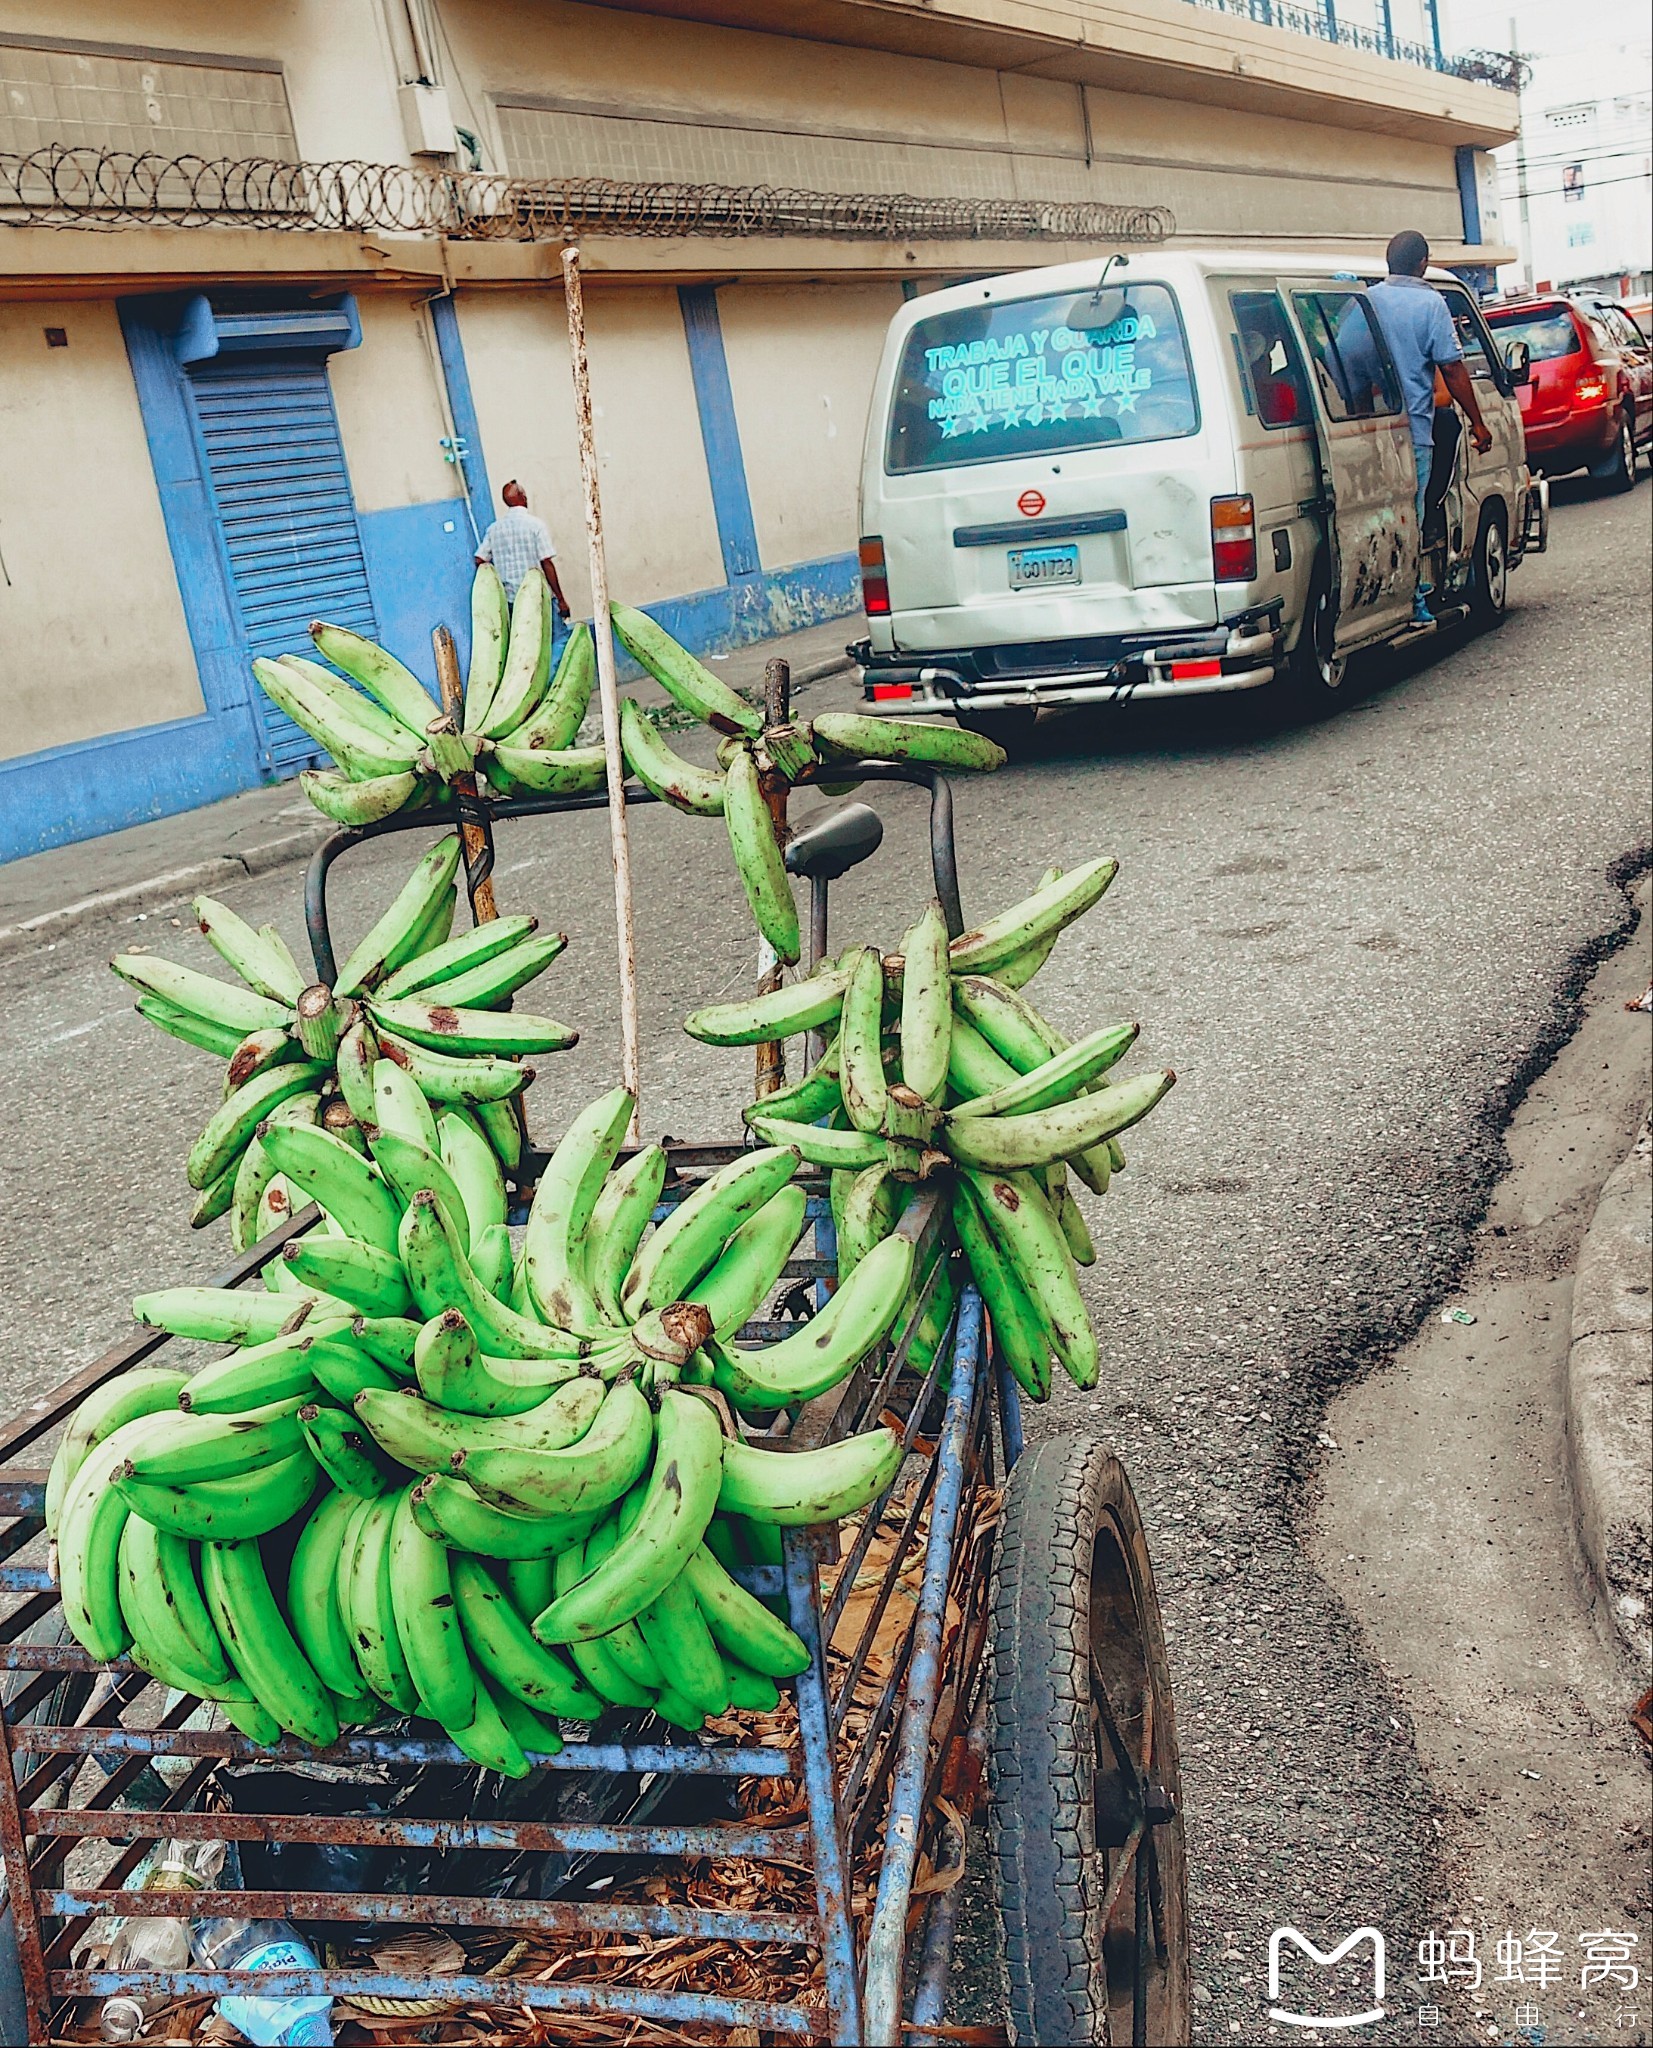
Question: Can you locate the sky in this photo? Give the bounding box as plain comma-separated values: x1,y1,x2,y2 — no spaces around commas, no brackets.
1443,0,1650,66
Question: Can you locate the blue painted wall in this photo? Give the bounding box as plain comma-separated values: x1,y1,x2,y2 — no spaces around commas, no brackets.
637,549,860,673
358,500,479,692
0,284,862,867
656,283,861,672
677,285,762,586
428,293,491,543
0,715,253,866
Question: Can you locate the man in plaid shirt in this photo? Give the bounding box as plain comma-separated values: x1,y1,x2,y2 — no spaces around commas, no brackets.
475,479,572,619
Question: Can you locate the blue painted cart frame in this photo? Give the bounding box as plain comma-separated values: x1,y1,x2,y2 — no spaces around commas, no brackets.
0,760,1022,2045
0,1168,1009,2044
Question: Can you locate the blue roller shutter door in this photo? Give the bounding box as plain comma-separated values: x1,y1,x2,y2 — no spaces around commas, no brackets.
187,357,379,777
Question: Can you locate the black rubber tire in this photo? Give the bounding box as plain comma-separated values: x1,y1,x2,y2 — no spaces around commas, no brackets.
956,706,1038,755
1589,408,1636,494
1468,503,1509,628
989,1436,1191,2047
1279,556,1347,712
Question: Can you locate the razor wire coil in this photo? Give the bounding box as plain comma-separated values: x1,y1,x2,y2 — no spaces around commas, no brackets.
0,147,1175,244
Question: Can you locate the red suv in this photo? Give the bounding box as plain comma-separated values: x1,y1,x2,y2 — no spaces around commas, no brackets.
1485,293,1652,491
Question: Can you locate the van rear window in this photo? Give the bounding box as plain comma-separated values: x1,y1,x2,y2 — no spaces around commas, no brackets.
884,282,1198,474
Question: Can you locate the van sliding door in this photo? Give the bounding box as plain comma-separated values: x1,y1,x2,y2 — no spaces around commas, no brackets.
1281,287,1417,649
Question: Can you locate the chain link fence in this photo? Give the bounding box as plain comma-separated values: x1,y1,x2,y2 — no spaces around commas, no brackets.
0,146,1176,244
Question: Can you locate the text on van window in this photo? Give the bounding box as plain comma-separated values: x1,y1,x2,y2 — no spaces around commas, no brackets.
885,283,1199,473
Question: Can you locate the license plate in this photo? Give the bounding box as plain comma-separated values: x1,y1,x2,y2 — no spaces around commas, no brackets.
1008,543,1079,590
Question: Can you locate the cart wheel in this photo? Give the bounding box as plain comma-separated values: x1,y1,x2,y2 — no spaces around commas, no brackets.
988,1436,1191,2046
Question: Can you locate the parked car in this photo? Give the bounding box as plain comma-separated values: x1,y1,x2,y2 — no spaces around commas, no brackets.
852,250,1543,742
1484,293,1651,491
1624,295,1652,342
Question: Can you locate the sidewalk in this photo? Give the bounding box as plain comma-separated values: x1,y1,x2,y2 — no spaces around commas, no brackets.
0,615,859,962
1567,1107,1653,1670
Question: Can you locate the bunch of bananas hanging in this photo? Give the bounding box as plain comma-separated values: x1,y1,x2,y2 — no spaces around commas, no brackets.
256,564,1007,970
684,861,1174,1400
53,1085,908,1770
252,567,601,824
607,603,1006,965
110,834,574,1235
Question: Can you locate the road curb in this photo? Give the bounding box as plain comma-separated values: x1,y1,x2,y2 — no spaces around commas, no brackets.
1565,1114,1652,1671
0,827,327,966
0,666,865,970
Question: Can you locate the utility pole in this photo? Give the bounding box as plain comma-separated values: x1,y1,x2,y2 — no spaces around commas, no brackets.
1511,17,1534,289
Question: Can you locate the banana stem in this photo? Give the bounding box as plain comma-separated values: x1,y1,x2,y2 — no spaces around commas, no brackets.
295,984,343,1061
432,627,500,924
754,657,792,1102
424,711,473,783
433,623,532,1162
563,243,642,1145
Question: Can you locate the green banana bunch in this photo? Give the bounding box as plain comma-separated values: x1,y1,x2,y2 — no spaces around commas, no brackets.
606,605,1003,964
113,834,574,1227
61,1066,931,1751
255,568,598,823
685,862,1174,1397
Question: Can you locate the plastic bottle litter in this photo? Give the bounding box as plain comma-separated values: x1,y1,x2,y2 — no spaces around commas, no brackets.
92,1839,216,2041
190,1886,335,2048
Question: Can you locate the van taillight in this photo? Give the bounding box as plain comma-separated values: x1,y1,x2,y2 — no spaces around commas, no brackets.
1573,372,1609,407
1211,495,1257,582
859,536,891,617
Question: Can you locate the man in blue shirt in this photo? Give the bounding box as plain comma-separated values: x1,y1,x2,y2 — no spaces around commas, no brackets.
1366,230,1493,624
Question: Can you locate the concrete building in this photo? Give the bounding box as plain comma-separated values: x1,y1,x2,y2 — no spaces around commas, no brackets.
0,0,1517,858
1493,35,1652,294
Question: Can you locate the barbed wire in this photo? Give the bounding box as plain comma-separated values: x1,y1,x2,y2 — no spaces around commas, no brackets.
0,147,1175,244
1452,48,1532,91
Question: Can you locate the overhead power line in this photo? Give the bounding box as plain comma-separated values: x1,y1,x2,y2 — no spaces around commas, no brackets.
1496,167,1653,198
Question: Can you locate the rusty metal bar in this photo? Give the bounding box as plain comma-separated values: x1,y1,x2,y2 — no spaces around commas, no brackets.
48,1890,817,1943
17,1724,798,1775
56,1968,823,2036
844,1594,922,1842
39,1756,232,1972
822,1261,952,1647
24,1808,808,1858
15,1671,157,1813
785,1527,864,2046
862,1287,983,2046
906,1801,969,2048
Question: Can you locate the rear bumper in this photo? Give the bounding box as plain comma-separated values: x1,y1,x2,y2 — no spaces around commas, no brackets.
857,608,1282,713
1521,406,1620,470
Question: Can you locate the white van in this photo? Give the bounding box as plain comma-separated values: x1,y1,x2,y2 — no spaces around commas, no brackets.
853,249,1547,742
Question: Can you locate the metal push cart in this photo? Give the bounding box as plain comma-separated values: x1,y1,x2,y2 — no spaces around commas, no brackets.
0,742,1190,2046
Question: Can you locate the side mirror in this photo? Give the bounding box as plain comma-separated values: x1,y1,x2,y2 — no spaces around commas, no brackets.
1503,339,1532,386
1066,285,1129,339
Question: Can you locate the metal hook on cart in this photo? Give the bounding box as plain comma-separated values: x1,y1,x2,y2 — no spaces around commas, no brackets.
300,763,965,990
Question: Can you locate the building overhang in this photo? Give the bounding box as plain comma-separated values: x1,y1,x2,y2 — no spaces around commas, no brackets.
574,0,1521,147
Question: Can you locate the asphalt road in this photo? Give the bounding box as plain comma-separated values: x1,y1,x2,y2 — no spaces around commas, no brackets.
1,477,1647,2040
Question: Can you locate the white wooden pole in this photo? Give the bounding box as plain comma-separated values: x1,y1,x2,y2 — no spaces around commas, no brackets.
562,244,642,1142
